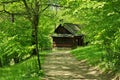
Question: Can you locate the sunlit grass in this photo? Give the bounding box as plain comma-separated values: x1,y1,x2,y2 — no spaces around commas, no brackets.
71,45,105,66
0,50,51,80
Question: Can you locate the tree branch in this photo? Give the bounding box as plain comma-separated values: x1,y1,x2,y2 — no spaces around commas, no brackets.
40,3,71,8
40,5,50,13
1,0,21,4
34,0,40,14
4,10,27,15
39,3,70,14
0,5,26,15
22,0,32,21
0,4,27,15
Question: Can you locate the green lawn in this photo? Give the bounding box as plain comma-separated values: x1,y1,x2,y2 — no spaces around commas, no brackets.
0,51,50,80
71,45,105,66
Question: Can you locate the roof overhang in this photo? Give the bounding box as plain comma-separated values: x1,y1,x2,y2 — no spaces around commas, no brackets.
52,34,74,38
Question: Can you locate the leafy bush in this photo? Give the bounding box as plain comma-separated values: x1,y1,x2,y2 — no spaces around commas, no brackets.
0,51,49,80
0,19,32,66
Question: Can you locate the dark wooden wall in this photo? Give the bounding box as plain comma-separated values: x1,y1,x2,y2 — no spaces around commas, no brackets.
74,36,84,46
53,37,74,47
53,36,84,48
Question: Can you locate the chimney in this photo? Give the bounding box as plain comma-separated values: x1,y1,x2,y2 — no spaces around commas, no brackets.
59,19,64,26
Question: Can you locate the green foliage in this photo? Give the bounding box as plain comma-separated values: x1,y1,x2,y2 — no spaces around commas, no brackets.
0,0,68,78
0,16,33,66
38,15,56,50
0,51,49,80
66,0,120,74
0,57,39,80
0,0,58,67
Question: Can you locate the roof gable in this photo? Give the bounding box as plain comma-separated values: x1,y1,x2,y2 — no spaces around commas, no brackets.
54,23,81,35
55,24,72,34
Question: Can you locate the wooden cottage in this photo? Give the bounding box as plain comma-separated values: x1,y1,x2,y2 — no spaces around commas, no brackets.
52,23,84,48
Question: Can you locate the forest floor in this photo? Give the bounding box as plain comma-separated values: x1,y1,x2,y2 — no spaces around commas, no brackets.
41,50,109,80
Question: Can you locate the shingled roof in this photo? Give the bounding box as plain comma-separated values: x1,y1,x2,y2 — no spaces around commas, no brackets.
63,23,81,35
52,23,83,37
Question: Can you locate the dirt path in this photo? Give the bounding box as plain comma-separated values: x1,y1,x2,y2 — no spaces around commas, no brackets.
41,50,107,80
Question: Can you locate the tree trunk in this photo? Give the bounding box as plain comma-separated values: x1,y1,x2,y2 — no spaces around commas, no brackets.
0,58,2,67
22,0,41,70
31,14,41,70
10,14,14,23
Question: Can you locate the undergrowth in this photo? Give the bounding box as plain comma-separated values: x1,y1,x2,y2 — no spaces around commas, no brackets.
0,50,50,80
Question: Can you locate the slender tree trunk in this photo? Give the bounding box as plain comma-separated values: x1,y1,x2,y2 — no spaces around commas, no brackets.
31,14,41,70
22,0,41,70
10,14,14,23
0,58,2,67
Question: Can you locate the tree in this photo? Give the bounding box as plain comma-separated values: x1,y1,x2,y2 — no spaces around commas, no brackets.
0,0,69,70
65,0,120,73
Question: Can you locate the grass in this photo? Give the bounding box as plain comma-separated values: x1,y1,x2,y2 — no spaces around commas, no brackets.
0,50,51,80
71,45,120,79
71,45,105,66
